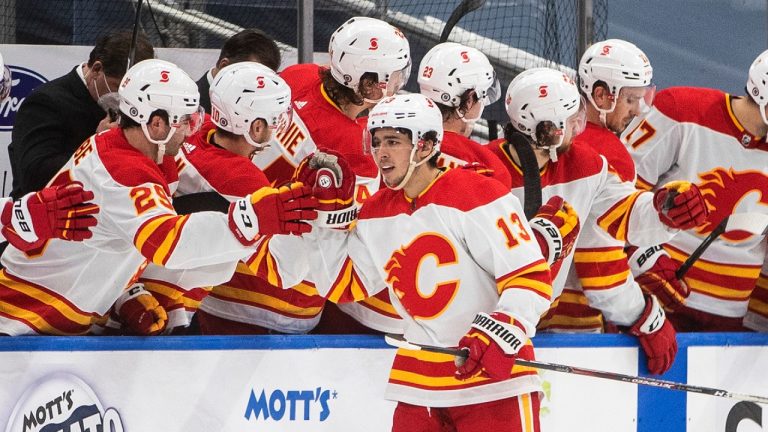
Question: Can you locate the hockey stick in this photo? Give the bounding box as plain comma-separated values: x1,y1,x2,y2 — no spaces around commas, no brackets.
384,333,768,404
439,0,487,43
676,213,768,280
127,0,146,71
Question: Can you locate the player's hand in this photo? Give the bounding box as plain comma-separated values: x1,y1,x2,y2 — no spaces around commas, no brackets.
114,283,168,336
1,183,99,252
628,245,689,312
629,294,677,375
293,150,357,228
529,196,580,276
461,162,495,178
455,312,527,381
228,183,318,245
653,181,708,230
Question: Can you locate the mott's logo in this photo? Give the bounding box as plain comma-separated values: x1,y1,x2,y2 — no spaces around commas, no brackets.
4,373,125,432
244,387,335,422
0,66,48,131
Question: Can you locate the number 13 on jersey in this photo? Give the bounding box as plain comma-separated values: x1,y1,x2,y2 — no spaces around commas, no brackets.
497,213,531,248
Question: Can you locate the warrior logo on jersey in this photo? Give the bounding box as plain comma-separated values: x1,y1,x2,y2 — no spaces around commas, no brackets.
697,167,768,241
385,233,459,320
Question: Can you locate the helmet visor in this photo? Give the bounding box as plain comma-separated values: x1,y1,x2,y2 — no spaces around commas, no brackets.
568,96,588,136
271,106,294,136
482,74,502,106
619,84,656,115
385,58,412,97
177,106,205,137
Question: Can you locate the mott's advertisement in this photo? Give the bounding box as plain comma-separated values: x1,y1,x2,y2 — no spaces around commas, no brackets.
0,343,640,432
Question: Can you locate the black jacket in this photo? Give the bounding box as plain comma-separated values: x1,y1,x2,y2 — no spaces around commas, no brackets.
8,67,105,198
196,72,211,114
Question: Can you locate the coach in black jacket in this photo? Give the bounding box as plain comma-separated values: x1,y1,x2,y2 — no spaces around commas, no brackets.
8,32,153,199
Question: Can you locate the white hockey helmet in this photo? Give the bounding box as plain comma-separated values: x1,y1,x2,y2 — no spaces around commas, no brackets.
505,67,586,162
0,52,11,101
747,49,768,126
119,59,203,161
418,42,501,108
210,61,292,153
366,93,443,190
578,39,654,115
329,17,411,101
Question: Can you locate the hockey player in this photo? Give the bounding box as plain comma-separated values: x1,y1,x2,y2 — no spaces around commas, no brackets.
539,39,662,333
623,49,768,332
154,61,313,334
489,67,708,374
0,59,317,336
303,93,580,431
417,42,511,187
196,16,412,335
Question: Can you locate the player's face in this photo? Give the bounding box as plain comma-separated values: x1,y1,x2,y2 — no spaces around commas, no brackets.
371,127,414,188
162,124,188,156
606,87,647,134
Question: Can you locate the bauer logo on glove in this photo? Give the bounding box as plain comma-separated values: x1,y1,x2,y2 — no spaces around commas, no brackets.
293,150,358,229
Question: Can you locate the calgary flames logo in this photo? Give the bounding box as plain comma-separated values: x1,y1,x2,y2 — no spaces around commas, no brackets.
697,167,768,240
385,234,459,320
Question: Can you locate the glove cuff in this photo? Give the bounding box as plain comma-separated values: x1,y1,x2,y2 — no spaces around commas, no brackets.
316,207,358,228
529,216,563,265
630,294,666,336
470,312,527,356
115,283,150,311
7,194,40,243
628,245,668,276
228,199,259,246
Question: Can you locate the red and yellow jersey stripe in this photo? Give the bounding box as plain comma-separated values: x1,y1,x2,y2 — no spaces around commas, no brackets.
133,214,190,266
597,191,642,242
497,260,552,301
0,270,101,335
388,344,537,392
208,262,324,320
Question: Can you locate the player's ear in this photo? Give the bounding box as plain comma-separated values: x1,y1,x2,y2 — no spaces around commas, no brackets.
592,85,613,109
216,57,231,71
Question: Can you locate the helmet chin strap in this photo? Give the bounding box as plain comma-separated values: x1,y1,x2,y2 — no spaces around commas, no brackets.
387,142,436,191
141,123,178,163
244,131,271,156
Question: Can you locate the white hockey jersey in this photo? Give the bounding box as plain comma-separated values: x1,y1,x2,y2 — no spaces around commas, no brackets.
0,128,261,335
623,87,768,323
308,168,552,407
487,138,674,328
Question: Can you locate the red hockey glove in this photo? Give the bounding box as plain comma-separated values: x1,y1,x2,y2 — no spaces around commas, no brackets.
461,162,495,178
628,245,689,313
293,150,357,228
114,283,168,336
228,183,318,245
456,312,527,381
653,181,708,230
529,196,580,276
1,183,99,252
629,294,677,375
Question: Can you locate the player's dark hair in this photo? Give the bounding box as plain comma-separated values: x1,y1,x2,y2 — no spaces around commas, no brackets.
89,31,154,78
218,29,281,71
436,90,478,122
119,109,169,129
320,67,367,107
